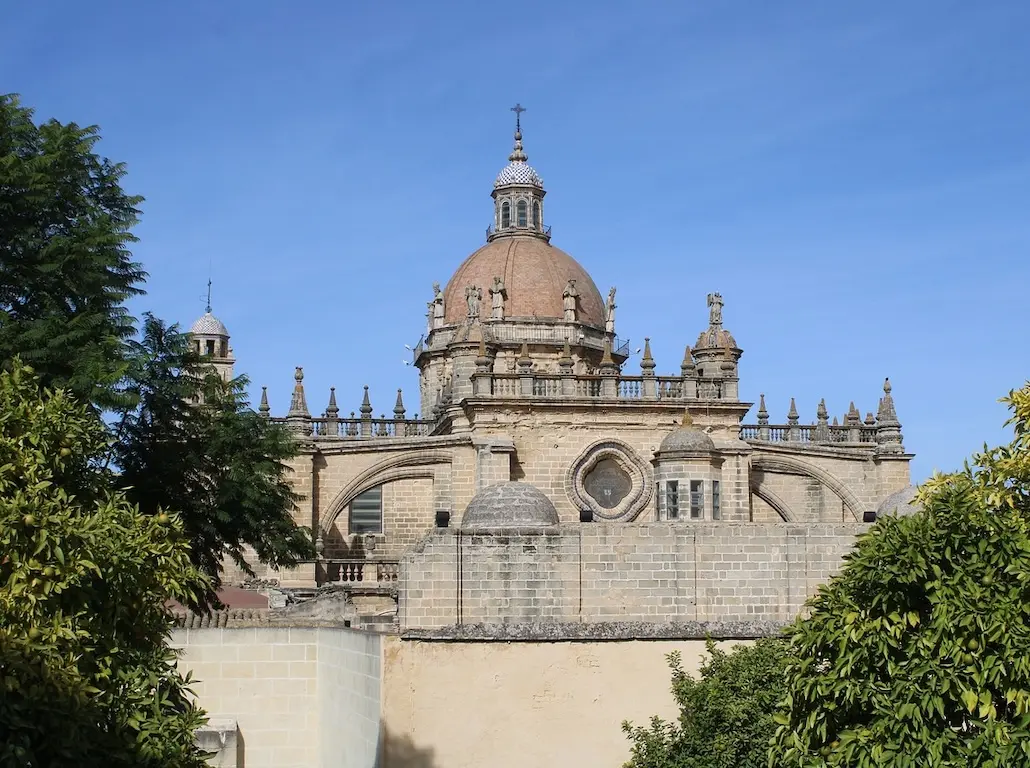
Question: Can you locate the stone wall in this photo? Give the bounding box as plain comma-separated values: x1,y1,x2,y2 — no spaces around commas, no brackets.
173,627,382,768
399,522,863,631
380,636,746,768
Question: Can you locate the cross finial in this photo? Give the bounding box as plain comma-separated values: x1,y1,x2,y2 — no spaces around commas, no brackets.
510,103,526,132
206,278,212,313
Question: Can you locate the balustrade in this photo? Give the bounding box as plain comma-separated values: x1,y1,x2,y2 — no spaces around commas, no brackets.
305,418,432,439
741,424,879,445
323,559,400,585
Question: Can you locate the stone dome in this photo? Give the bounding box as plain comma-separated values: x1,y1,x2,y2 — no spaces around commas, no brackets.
461,482,560,530
443,236,606,327
876,485,922,518
658,427,715,455
495,160,543,188
695,326,737,351
190,312,229,337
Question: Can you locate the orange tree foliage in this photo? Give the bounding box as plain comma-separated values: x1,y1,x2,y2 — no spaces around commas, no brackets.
0,365,210,767
771,385,1030,767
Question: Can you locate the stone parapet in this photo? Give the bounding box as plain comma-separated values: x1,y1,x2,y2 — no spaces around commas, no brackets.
399,522,865,631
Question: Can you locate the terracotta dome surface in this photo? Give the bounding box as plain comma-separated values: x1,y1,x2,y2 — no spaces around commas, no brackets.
443,236,605,327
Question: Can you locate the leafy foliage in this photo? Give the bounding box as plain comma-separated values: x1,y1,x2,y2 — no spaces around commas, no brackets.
111,314,314,596
0,94,145,410
771,384,1030,767
0,364,209,767
623,638,790,768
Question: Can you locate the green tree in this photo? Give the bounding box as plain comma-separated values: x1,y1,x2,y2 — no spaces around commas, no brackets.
770,385,1030,767
0,364,209,767
0,94,145,410
623,638,790,768
111,314,314,594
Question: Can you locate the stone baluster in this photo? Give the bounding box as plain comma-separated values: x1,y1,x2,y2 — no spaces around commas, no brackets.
640,337,657,399
517,342,533,397
360,385,373,437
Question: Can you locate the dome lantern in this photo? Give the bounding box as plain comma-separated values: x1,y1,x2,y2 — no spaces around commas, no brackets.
490,104,548,242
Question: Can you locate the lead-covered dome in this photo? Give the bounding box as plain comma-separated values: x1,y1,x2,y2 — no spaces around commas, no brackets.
659,427,715,455
462,482,560,530
443,236,606,326
876,485,922,518
190,312,229,337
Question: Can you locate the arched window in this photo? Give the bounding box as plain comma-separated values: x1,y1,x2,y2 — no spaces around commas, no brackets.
532,201,541,229
517,200,528,227
349,486,383,534
501,201,511,228
205,339,216,356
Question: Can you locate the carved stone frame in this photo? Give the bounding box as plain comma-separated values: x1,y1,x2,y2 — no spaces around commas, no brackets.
566,439,653,522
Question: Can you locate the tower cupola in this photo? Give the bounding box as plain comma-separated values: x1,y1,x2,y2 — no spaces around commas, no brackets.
490,104,548,241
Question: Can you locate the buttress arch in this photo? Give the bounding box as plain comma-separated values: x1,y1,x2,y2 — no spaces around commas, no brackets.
750,454,865,520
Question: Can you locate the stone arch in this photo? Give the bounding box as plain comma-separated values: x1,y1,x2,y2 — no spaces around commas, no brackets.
749,477,795,522
322,450,453,534
750,454,864,519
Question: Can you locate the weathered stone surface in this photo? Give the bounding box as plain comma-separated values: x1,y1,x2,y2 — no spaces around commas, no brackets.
461,481,560,530
402,619,790,641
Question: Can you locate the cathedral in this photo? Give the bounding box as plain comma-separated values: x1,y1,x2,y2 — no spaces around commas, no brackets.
178,110,918,768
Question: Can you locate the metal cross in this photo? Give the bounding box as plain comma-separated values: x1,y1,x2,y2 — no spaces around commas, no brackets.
510,103,526,131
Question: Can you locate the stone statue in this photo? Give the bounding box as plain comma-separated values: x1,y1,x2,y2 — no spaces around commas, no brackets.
465,285,482,319
489,277,507,320
431,282,445,328
562,279,579,322
425,301,434,335
605,286,617,334
707,292,723,326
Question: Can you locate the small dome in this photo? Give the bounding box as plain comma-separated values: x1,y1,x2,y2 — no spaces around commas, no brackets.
190,312,229,337
495,161,543,188
876,485,922,518
461,482,560,530
695,327,737,351
659,427,715,454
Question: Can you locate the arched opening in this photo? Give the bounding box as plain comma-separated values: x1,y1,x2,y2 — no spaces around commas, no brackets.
516,200,528,227
501,201,510,228
532,201,541,229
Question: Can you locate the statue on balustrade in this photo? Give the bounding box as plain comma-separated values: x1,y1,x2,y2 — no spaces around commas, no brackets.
707,291,723,326
490,277,507,320
562,279,579,322
431,282,445,329
466,284,482,319
605,286,617,334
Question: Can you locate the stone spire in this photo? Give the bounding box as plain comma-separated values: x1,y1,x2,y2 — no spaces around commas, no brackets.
258,386,270,418
814,398,830,442
640,337,656,375
360,386,373,419
285,368,312,436
323,387,340,437
875,378,904,454
680,345,695,376
394,389,406,420
517,342,533,374
287,367,309,418
845,401,861,426
787,397,799,425
757,394,769,425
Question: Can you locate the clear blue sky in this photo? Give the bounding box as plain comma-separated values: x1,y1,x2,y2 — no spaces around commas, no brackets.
6,1,1029,481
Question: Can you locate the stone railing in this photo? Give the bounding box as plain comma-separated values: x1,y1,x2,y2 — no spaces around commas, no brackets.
417,322,631,359
322,559,400,585
272,416,434,439
740,424,877,445
473,372,733,401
